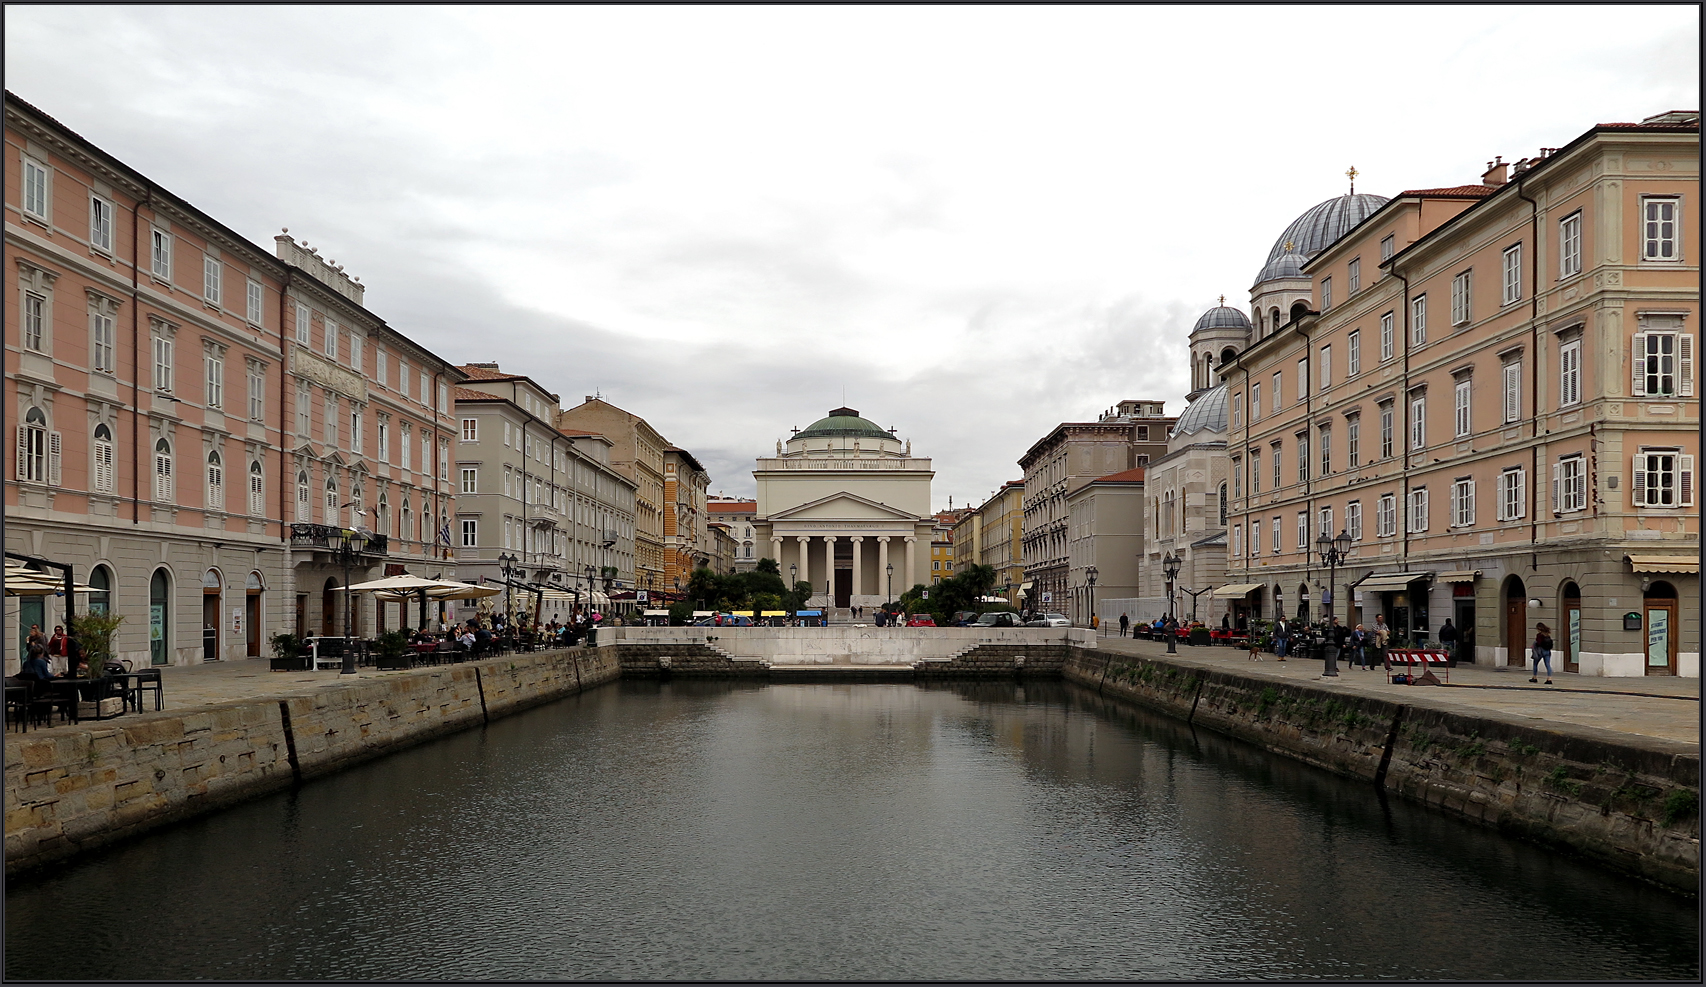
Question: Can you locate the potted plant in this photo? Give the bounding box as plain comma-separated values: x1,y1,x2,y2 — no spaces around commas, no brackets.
375,630,412,670
270,632,309,671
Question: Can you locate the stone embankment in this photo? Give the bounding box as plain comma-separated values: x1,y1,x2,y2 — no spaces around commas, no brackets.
1064,648,1701,892
3,647,620,877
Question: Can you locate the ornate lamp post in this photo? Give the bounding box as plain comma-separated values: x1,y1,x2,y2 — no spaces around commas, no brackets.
336,502,370,675
499,552,518,624
885,563,893,607
1314,529,1353,677
1085,565,1098,632
1163,552,1181,654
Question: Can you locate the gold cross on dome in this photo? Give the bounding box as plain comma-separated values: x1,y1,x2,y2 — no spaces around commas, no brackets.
1218,294,1226,306
1284,240,1294,252
1346,165,1359,194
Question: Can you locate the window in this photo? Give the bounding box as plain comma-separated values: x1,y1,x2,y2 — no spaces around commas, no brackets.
296,381,311,435
1271,516,1282,553
350,332,362,372
1297,359,1309,400
1633,330,1694,397
1641,197,1679,261
1232,393,1242,429
1411,295,1427,345
420,371,429,404
1376,493,1397,537
154,438,174,501
1454,379,1472,437
439,440,449,480
153,335,174,392
1407,487,1429,533
1321,276,1332,311
1347,416,1361,467
1347,501,1363,541
324,320,338,359
1380,235,1394,262
203,256,222,305
1410,395,1426,450
1271,373,1282,412
17,408,50,482
295,304,311,345
1451,477,1475,527
1498,467,1527,521
376,346,387,385
400,425,412,470
503,421,512,448
296,472,312,520
462,418,478,442
1348,330,1361,377
22,158,47,219
1250,519,1260,556
1380,311,1394,361
1272,444,1282,490
462,519,479,547
1248,450,1260,493
22,292,45,351
1559,338,1582,406
1554,456,1587,513
376,421,389,462
247,281,264,325
150,229,171,280
1502,244,1522,305
325,477,338,521
350,408,362,455
1232,457,1243,497
1348,258,1361,295
437,382,448,412
1503,361,1522,423
324,396,338,448
1451,271,1472,326
1318,425,1331,476
1318,506,1333,541
1632,448,1694,508
1218,482,1228,525
249,461,264,516
1319,345,1332,389
91,304,116,373
398,359,410,397
461,467,479,494
92,424,115,493
90,195,113,252
1379,403,1394,460
205,350,224,409
1559,212,1582,278
247,363,265,421
1251,383,1261,419
1233,524,1243,557
1296,511,1308,549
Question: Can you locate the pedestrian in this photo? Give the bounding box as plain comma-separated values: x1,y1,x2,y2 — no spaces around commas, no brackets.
1438,618,1458,660
1373,614,1391,670
1272,617,1290,660
1351,624,1369,669
1530,622,1554,684
1119,613,1129,637
1221,613,1231,631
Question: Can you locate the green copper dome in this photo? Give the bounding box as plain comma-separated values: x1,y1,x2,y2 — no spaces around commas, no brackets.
796,407,892,441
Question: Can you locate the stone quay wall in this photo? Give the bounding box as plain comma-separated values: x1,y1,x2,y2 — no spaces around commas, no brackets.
3,647,621,877
606,626,1095,666
1063,648,1701,892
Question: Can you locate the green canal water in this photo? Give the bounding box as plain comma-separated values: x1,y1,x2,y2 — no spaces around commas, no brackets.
5,680,1698,980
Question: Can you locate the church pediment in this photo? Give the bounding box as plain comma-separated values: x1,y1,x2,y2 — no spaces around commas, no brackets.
767,491,919,522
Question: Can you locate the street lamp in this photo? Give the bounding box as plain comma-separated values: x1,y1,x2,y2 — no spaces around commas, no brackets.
886,562,893,606
1162,552,1181,654
1085,565,1098,632
499,552,519,625
335,502,370,675
1314,529,1354,677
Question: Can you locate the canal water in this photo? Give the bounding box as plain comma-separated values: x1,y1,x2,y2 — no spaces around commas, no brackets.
5,680,1698,981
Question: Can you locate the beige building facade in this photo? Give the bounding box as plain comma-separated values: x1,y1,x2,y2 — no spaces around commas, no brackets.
557,397,667,598
1065,468,1146,627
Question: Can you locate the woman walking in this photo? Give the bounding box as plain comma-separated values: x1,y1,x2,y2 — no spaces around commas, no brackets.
1530,622,1554,685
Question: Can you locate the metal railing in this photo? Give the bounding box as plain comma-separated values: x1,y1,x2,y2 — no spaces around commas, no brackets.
289,523,389,557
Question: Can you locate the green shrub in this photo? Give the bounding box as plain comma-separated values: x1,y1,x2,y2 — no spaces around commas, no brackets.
1662,789,1699,826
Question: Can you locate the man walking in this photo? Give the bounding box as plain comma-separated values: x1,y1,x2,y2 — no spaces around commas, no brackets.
1118,613,1129,637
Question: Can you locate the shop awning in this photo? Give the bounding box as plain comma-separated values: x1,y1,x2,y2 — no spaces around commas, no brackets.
1212,583,1265,598
761,610,788,617
1356,571,1432,593
643,610,671,617
1436,570,1480,583
1019,581,1034,592
1626,555,1699,575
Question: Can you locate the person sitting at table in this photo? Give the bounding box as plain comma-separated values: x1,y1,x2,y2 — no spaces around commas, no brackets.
19,646,55,681
457,627,476,652
474,622,493,654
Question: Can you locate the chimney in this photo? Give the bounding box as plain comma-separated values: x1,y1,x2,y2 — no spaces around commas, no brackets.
1481,156,1508,187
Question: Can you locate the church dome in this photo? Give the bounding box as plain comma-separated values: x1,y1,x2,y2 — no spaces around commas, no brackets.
1253,250,1309,285
1192,305,1252,332
796,407,891,441
1256,193,1390,284
1170,383,1228,438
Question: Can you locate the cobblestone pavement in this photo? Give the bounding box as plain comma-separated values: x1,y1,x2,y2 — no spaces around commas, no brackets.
1093,633,1701,747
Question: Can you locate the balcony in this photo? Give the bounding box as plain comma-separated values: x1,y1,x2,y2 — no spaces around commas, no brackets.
528,504,562,527
290,523,389,557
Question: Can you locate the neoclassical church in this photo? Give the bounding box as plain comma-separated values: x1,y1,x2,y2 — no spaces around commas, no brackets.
1143,189,1389,624
751,408,935,609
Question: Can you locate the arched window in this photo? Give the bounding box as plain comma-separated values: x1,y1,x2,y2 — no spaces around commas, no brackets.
377,492,389,535
149,567,171,666
206,450,224,510
324,476,338,523
1220,347,1237,367
248,461,264,516
154,438,174,501
1291,301,1309,322
92,424,115,492
401,499,412,544
1270,308,1281,333
296,470,310,521
1218,482,1228,526
351,482,365,528
17,407,47,482
88,564,113,615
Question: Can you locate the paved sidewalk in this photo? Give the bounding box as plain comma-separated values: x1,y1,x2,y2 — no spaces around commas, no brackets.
1093,634,1700,747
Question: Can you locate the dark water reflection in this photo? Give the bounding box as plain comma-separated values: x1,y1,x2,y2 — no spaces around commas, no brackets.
5,680,1698,981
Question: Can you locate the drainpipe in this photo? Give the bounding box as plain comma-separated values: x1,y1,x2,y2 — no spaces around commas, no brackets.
1515,176,1542,553
1292,318,1316,609
278,270,292,544
1393,267,1413,564
130,187,152,524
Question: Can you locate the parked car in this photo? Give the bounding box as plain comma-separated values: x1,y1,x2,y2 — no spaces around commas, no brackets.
906,614,937,627
1023,612,1071,628
972,612,1024,628
951,611,979,627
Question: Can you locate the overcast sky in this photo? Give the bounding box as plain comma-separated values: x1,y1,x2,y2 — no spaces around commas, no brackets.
8,6,1697,507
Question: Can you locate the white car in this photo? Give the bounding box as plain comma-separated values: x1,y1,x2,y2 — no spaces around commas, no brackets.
1023,612,1071,628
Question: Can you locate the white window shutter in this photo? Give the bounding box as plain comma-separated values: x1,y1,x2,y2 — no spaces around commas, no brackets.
1516,471,1527,519
1495,478,1507,522
1466,479,1475,525
47,432,61,485
1681,455,1696,507
15,425,26,480
1631,333,1647,396
1680,334,1694,397
1450,484,1460,525
1631,453,1647,508
1552,462,1561,512
1420,489,1428,531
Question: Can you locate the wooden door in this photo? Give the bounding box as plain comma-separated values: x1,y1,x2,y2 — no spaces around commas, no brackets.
203,593,220,662
1645,597,1678,676
1504,595,1527,667
834,568,851,609
246,593,262,656
321,589,336,637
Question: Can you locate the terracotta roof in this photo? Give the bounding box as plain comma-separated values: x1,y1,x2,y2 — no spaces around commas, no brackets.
1092,467,1146,484
708,500,756,512
1397,185,1498,198
1596,122,1700,129
452,386,500,402
457,364,520,381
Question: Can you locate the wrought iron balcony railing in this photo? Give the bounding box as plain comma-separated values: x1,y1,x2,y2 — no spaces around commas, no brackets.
289,523,389,557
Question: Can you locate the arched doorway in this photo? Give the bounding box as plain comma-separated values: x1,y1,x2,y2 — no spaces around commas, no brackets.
1296,581,1311,622
1644,580,1678,676
88,565,113,615
246,571,265,657
149,568,172,666
1502,574,1527,667
1561,582,1581,674
202,568,223,662
322,577,339,637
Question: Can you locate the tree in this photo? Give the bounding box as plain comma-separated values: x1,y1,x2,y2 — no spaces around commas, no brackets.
787,580,814,611
755,557,780,576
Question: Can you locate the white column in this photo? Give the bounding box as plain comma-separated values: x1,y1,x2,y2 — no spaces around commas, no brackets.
770,536,784,570
877,536,891,600
850,536,863,598
822,535,837,602
904,536,916,593
797,535,811,589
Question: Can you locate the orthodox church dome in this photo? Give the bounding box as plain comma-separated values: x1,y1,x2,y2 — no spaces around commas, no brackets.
1170,383,1229,438
1253,249,1310,284
796,407,891,441
1254,193,1390,286
1192,305,1253,332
